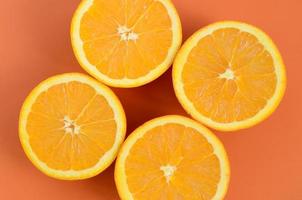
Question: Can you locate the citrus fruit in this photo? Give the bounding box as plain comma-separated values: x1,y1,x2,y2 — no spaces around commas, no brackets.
71,0,182,88
173,21,286,131
115,115,230,200
19,73,126,180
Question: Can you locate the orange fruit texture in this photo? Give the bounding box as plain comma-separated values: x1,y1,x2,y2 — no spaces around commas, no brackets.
18,1,288,199
173,21,286,131
71,0,182,88
115,115,230,200
19,73,126,180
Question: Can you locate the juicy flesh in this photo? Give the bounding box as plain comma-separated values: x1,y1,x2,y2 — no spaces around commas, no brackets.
182,28,277,123
125,123,221,200
80,0,173,79
26,82,116,170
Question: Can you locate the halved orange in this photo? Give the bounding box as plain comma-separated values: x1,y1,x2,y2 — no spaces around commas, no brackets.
173,21,286,131
115,115,230,200
19,73,126,180
71,0,182,88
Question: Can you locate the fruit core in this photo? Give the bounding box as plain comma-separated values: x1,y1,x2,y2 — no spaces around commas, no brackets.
117,26,138,41
63,116,80,135
160,164,176,183
219,68,235,80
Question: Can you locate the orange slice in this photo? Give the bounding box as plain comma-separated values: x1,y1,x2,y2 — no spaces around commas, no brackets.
19,73,126,180
115,115,230,200
71,0,182,88
173,21,286,131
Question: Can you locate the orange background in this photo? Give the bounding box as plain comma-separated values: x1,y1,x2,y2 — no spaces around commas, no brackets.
1,0,302,199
